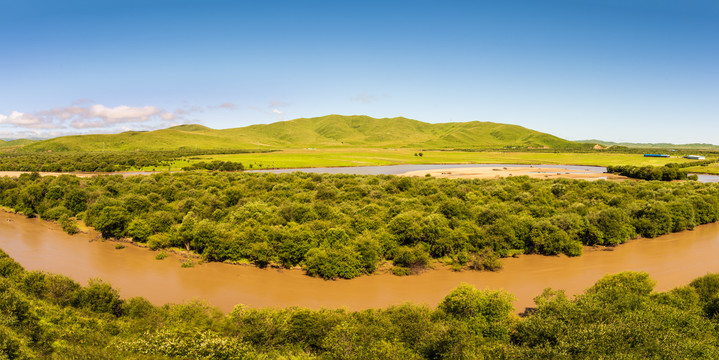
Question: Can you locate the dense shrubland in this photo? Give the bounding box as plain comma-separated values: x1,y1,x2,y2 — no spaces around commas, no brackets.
2,249,719,359
0,149,258,172
1,172,718,279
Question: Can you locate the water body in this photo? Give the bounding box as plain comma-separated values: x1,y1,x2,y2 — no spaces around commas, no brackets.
3,210,719,313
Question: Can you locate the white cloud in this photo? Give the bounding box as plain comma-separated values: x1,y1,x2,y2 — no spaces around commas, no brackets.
89,104,159,121
0,100,238,138
0,111,57,128
351,93,376,104
270,100,289,108
161,112,176,121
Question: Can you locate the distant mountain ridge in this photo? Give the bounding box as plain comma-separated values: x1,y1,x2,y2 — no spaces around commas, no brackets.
576,139,719,150
19,115,583,152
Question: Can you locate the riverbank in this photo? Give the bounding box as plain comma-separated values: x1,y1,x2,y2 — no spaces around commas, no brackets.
401,165,627,180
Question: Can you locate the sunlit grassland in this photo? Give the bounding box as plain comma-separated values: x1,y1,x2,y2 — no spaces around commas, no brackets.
685,162,719,175
160,148,703,170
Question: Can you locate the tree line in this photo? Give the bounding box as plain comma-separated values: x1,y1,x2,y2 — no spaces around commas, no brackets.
182,160,245,171
0,149,265,172
606,160,717,181
1,171,718,279
606,164,695,181
3,249,719,358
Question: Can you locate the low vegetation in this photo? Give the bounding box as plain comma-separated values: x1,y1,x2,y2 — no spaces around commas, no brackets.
606,164,693,181
2,248,719,359
0,149,264,172
1,171,718,279
607,160,717,180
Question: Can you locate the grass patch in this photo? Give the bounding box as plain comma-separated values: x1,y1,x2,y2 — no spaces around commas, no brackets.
181,259,194,268
391,267,412,276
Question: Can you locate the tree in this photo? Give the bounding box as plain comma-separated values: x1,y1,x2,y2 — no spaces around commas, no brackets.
79,278,123,315
92,206,129,238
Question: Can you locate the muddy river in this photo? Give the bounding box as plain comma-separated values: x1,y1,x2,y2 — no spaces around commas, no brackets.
2,210,719,313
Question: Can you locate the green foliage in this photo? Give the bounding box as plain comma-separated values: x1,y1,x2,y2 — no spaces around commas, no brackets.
126,218,152,242
392,246,431,273
304,247,364,280
0,148,265,171
690,273,719,302
512,272,719,359
181,259,195,268
469,248,503,271
89,205,129,239
438,284,515,323
0,251,25,279
584,272,656,311
607,164,691,181
391,267,412,276
182,160,244,171
115,328,255,359
79,278,123,315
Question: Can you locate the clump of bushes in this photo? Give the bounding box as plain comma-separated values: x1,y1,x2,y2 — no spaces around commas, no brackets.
470,248,503,271
181,259,195,268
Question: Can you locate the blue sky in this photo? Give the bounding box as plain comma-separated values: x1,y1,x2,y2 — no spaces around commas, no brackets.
1,0,717,143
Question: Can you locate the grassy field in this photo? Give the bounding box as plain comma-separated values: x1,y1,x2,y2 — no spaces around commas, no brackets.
161,148,706,171
685,162,719,175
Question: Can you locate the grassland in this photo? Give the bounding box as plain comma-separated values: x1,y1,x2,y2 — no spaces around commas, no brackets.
164,148,705,171
685,162,719,175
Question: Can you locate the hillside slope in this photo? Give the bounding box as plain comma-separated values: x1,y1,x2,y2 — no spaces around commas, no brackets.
0,138,35,147
21,115,582,151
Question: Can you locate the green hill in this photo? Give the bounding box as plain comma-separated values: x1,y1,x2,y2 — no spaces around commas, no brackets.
20,115,583,152
0,138,36,148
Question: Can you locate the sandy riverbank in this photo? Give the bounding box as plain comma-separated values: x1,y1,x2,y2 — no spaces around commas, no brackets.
402,166,626,180
0,171,101,178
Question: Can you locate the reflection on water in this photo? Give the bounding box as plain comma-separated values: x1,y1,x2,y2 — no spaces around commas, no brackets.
3,211,719,312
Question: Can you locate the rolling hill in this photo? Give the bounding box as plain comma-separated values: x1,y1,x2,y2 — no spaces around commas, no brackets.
0,138,36,148
20,115,584,152
576,139,719,150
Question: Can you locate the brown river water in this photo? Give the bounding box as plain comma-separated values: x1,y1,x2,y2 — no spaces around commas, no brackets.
2,210,719,313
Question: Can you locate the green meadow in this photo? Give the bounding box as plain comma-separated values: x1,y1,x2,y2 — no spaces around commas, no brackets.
165,148,704,171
